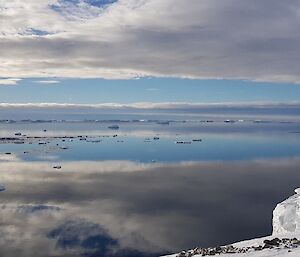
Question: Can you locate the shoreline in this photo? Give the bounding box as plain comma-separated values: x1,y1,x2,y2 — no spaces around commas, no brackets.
163,188,300,257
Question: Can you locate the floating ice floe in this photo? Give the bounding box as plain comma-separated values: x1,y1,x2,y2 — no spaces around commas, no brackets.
175,141,191,144
108,125,119,130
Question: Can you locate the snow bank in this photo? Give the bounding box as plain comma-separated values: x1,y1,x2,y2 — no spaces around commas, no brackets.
273,188,300,236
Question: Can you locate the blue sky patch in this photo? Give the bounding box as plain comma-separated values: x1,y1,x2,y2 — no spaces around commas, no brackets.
50,0,117,11
3,78,300,104
29,28,50,36
84,0,118,7
48,220,118,254
48,220,164,257
21,28,52,36
49,0,117,20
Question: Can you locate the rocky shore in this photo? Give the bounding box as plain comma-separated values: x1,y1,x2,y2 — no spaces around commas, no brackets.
175,237,300,256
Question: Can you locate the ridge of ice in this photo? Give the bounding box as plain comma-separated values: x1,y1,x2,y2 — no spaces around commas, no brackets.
272,188,300,236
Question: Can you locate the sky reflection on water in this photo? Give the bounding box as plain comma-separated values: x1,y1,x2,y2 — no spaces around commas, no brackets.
0,159,300,257
0,122,300,256
0,122,300,163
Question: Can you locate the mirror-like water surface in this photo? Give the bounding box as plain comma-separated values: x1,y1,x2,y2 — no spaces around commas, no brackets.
0,120,300,257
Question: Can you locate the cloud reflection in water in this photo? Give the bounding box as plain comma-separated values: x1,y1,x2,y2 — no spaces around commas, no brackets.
0,158,299,256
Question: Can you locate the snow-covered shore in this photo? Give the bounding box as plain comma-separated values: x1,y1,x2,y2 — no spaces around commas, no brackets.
163,188,300,257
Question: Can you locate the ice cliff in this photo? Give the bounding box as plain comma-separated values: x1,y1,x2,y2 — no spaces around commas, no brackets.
273,188,300,236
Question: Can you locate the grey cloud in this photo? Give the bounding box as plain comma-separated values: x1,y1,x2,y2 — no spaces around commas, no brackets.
1,0,300,82
0,102,300,122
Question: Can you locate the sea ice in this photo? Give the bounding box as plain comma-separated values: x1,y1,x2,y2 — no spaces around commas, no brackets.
273,188,300,235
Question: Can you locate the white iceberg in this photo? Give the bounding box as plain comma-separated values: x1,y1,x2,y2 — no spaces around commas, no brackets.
273,188,300,236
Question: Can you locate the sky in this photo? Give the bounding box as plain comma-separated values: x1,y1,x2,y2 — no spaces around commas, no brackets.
1,78,300,104
1,0,300,105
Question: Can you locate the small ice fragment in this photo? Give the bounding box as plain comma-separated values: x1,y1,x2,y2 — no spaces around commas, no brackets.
108,125,119,130
192,139,202,142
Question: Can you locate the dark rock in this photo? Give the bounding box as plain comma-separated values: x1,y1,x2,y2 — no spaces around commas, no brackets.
264,238,280,247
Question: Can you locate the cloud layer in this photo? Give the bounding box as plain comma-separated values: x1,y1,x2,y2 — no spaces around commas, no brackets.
1,0,300,82
1,102,300,109
0,78,22,85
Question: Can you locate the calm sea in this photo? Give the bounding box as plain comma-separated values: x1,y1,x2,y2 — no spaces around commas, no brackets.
0,114,300,256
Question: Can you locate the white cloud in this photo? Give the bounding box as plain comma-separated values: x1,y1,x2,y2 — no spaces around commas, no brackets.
0,101,299,110
34,80,60,84
1,0,300,82
0,78,22,85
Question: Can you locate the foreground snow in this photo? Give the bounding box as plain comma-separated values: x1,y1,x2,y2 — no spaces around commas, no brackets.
163,188,300,257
